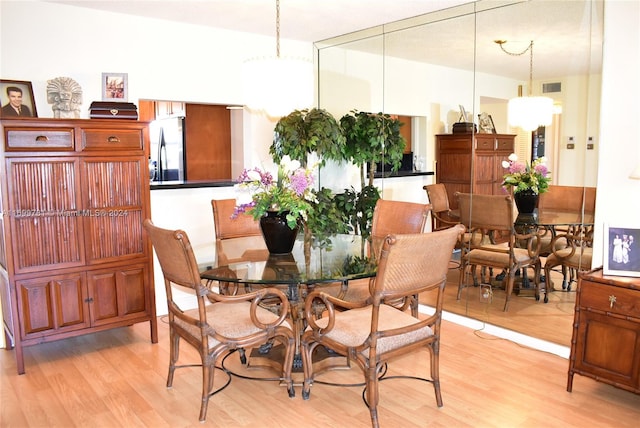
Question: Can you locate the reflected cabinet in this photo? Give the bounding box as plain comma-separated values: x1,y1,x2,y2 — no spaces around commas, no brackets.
0,118,158,374
435,133,515,209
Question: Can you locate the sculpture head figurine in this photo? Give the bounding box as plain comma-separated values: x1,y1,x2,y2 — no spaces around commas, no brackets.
47,76,83,118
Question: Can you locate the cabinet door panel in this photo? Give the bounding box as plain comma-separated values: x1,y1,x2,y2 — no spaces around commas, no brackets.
87,265,149,326
574,311,640,387
83,160,141,208
82,159,144,262
17,274,88,339
8,159,84,272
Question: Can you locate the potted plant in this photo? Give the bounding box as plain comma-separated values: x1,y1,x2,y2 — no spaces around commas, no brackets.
271,108,346,166
501,153,551,214
234,156,317,253
340,110,406,188
336,110,406,238
270,108,350,246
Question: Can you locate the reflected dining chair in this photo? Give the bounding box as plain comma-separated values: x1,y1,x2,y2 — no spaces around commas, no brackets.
340,199,431,316
143,219,295,422
423,183,460,231
300,225,465,428
543,225,593,296
456,192,543,311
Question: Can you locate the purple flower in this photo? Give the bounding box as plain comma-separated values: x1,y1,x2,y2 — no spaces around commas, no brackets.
509,161,526,174
534,163,548,177
289,169,313,196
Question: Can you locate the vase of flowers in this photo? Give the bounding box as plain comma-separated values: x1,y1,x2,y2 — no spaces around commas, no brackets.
234,156,317,254
501,153,551,214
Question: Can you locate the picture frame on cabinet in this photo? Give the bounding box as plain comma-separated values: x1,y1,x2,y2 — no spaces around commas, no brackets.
0,79,37,118
478,112,496,134
603,224,640,277
101,72,128,102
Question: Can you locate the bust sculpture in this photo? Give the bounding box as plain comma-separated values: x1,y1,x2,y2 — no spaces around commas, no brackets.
46,76,82,118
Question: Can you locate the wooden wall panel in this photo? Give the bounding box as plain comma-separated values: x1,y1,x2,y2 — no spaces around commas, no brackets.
184,103,231,180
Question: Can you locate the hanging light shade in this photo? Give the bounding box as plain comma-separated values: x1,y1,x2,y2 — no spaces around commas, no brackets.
243,0,313,118
508,86,554,131
497,40,554,131
243,57,313,118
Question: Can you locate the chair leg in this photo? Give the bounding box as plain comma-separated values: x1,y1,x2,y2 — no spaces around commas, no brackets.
167,329,180,388
503,270,516,311
366,365,381,428
430,341,443,407
301,341,317,400
199,362,215,422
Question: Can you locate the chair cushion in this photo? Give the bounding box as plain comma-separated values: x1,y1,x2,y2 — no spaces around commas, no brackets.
466,247,533,267
173,302,291,349
315,304,433,355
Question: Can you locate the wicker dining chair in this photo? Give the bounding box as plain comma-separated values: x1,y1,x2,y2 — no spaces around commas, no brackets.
143,219,295,422
455,192,543,311
338,199,431,316
300,225,464,428
423,183,460,231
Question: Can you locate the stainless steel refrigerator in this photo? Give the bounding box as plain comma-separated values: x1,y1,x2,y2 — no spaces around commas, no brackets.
149,116,185,181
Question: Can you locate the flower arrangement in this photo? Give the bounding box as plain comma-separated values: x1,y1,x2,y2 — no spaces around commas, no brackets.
234,156,317,229
501,153,551,194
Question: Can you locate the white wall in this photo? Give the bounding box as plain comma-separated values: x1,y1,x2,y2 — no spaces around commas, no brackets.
592,0,640,266
0,1,312,168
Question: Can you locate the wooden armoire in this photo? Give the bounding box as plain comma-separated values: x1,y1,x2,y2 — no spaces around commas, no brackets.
0,118,157,374
435,133,516,209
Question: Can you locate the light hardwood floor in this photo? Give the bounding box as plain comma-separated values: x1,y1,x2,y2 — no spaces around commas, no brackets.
2,314,639,427
422,263,577,346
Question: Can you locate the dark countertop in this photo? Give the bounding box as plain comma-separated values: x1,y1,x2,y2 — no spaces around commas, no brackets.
150,171,434,190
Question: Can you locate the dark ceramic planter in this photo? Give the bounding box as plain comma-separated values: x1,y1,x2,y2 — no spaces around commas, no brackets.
514,189,539,214
259,211,299,254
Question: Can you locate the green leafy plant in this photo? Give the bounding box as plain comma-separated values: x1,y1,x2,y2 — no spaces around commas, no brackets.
271,108,346,166
340,110,406,187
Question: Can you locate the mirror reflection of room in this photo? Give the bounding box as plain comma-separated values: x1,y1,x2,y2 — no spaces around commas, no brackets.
316,0,602,347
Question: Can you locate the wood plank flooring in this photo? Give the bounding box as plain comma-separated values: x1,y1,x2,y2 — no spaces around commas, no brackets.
422,264,576,346
2,314,639,427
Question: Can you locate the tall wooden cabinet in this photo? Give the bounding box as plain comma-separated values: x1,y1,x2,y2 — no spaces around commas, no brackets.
0,118,157,374
435,133,515,209
568,269,640,394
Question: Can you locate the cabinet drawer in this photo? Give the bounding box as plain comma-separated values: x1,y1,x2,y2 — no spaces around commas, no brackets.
496,137,514,151
81,128,143,150
475,137,495,150
5,128,74,151
580,281,640,318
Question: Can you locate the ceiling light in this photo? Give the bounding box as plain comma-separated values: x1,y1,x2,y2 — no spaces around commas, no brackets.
497,40,554,132
243,0,313,118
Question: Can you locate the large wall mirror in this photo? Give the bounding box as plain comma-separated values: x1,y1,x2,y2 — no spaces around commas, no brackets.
315,0,603,347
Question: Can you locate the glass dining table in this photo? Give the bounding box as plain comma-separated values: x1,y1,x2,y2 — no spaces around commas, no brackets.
514,208,595,294
199,233,376,371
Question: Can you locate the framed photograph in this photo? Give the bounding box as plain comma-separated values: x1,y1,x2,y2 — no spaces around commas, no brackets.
0,79,37,118
101,72,128,102
603,224,640,277
478,112,496,134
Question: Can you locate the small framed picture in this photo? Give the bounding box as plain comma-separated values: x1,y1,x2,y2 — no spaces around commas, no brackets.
101,72,128,102
478,112,496,134
0,79,37,118
603,224,640,277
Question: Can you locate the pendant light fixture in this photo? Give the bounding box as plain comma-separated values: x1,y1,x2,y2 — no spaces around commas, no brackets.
243,0,313,118
496,40,554,132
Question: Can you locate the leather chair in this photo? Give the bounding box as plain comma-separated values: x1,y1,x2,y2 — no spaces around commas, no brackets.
455,192,543,311
143,219,295,422
300,225,464,428
339,199,431,316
